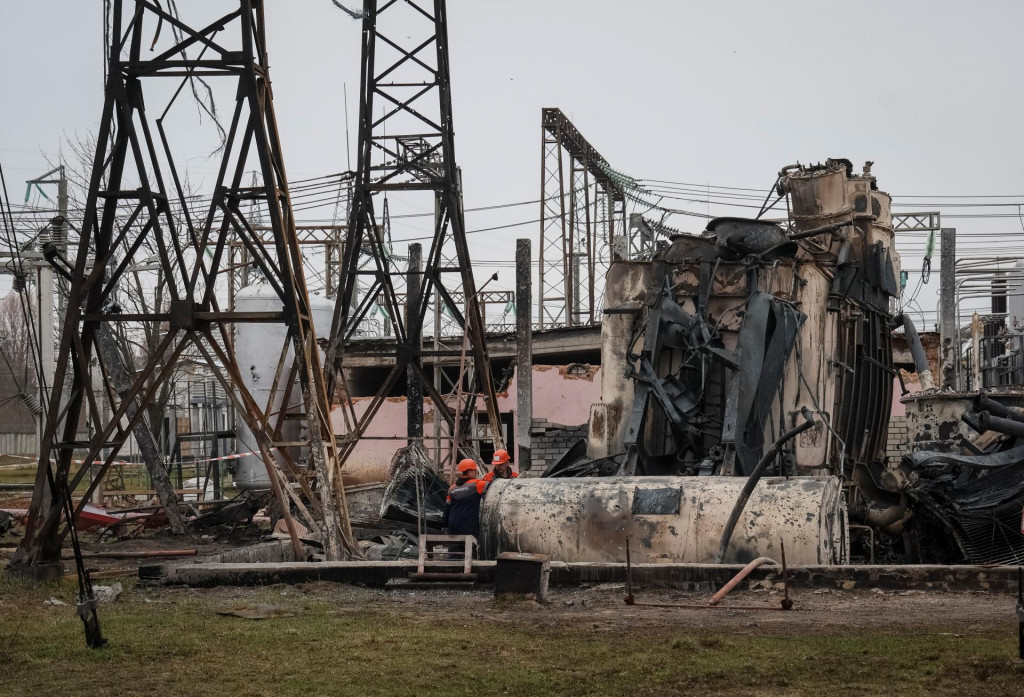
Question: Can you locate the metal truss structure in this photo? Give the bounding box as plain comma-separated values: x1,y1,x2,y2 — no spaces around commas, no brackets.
386,289,516,337
893,211,941,232
538,108,629,329
12,0,358,578
325,0,503,471
228,224,347,311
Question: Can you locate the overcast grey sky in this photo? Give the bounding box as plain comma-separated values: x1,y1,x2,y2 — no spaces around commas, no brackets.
2,1,1023,326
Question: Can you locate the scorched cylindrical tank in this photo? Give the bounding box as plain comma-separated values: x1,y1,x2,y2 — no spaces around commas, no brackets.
479,476,848,565
232,285,335,490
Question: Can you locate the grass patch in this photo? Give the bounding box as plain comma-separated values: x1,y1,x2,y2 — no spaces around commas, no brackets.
1,577,1021,696
0,463,37,485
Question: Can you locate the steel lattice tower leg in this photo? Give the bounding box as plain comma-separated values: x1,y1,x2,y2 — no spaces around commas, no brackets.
11,0,358,571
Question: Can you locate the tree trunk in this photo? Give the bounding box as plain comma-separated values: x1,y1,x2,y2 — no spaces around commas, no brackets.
94,323,186,534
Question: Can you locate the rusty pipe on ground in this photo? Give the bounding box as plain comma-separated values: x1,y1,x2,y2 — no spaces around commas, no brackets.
715,408,816,564
623,538,790,612
707,556,778,605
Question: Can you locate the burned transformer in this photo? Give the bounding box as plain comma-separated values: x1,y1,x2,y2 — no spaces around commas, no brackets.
483,159,908,565
480,157,1024,566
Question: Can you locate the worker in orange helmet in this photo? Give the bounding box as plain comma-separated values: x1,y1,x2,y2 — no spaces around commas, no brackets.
443,459,489,538
483,449,519,482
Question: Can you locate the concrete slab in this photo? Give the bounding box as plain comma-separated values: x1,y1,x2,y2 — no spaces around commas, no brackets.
147,559,1023,592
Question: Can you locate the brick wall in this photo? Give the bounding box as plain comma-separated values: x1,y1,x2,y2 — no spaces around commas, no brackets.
526,418,588,476
886,415,909,462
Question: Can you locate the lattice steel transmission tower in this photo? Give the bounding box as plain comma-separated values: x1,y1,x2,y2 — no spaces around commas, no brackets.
11,0,358,576
538,108,628,329
325,0,503,471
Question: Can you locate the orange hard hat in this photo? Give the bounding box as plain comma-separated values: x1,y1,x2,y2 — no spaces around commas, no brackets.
457,459,479,474
492,449,510,465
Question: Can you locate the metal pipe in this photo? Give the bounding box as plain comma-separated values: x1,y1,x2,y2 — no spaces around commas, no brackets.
787,221,850,241
780,540,792,610
625,536,634,604
849,524,876,564
624,601,789,611
715,408,816,564
975,394,1024,424
894,314,934,390
977,411,1024,439
62,549,198,559
707,556,778,605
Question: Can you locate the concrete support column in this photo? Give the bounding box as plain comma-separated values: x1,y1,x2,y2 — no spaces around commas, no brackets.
515,239,533,472
406,243,423,439
938,227,957,389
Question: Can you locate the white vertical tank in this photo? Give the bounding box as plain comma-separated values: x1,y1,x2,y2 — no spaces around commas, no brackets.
232,284,335,490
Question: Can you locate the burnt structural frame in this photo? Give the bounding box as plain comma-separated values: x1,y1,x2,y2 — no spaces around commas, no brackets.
538,107,628,329
325,0,503,471
11,0,358,571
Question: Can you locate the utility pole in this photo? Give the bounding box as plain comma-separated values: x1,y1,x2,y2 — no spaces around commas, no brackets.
407,243,423,440
515,239,533,472
938,227,957,389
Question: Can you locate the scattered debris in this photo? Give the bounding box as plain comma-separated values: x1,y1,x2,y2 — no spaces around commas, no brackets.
192,493,266,530
94,583,123,604
43,598,66,607
379,444,448,531
0,509,14,535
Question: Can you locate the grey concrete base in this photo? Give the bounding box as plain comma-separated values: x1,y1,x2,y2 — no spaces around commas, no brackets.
148,560,1022,592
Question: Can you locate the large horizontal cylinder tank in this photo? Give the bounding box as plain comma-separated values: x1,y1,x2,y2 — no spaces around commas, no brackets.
232,284,335,490
479,476,848,565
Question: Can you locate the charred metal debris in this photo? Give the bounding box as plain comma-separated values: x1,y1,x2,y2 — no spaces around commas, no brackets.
549,157,1024,566
567,159,900,484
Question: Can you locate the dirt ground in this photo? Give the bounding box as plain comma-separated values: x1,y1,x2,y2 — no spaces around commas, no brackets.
153,579,1016,635
3,578,1022,697
4,504,1024,696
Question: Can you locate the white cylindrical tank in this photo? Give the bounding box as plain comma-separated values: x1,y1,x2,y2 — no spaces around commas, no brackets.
479,475,848,565
232,284,335,490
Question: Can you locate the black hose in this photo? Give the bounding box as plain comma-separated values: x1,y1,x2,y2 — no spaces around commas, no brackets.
715,407,816,564
975,394,1024,424
893,314,934,390
977,411,1024,440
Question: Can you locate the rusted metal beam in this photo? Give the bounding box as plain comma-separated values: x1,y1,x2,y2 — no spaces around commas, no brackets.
11,1,359,585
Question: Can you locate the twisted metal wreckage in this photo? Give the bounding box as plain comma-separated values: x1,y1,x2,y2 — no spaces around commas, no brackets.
498,158,1024,568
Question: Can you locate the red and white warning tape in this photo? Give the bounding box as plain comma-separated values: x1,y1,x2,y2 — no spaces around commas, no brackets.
70,451,258,466
0,451,261,470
